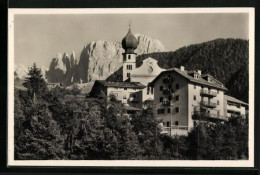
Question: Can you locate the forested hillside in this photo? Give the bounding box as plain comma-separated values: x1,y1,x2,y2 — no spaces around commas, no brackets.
107,38,249,102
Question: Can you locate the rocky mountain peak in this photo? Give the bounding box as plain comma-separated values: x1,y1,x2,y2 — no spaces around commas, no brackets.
45,34,166,86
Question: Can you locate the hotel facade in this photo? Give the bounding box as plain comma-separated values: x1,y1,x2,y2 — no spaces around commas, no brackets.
89,26,248,136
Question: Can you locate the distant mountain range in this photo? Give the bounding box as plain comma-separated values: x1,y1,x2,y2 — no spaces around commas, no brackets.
14,64,48,80
14,36,249,102
43,34,166,86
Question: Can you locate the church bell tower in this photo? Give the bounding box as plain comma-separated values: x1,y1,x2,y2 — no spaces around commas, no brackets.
121,24,138,81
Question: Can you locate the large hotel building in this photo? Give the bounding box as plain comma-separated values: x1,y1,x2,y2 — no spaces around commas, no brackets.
90,26,248,136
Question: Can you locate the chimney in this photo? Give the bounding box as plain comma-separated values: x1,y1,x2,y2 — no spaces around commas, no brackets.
198,70,201,75
180,66,185,71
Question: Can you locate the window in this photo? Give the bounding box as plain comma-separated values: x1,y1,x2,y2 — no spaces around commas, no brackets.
175,95,179,101
160,97,163,102
127,73,130,77
175,121,179,126
166,122,170,127
157,109,165,114
151,87,153,94
147,87,149,95
175,107,179,113
217,100,219,105
160,86,163,91
168,96,172,101
128,55,131,59
161,109,165,114
124,88,127,90
168,108,171,113
176,84,179,89
193,95,196,101
194,85,196,89
127,65,132,70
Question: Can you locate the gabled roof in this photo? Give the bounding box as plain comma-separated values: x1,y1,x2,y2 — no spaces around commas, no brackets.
149,68,228,91
225,95,248,106
95,80,146,89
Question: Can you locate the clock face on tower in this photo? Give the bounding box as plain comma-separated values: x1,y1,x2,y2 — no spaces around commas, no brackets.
147,61,154,73
148,66,153,73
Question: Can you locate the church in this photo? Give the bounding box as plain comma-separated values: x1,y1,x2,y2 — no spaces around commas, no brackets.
90,26,165,109
89,26,248,136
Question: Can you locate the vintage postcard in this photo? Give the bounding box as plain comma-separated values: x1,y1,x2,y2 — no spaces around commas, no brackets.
8,8,255,167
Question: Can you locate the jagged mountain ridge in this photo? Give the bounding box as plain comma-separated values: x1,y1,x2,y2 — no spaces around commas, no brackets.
45,34,166,86
107,38,249,102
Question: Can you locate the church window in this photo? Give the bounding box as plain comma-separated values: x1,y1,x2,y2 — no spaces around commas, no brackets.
194,95,196,101
175,95,179,101
128,55,131,59
175,121,179,126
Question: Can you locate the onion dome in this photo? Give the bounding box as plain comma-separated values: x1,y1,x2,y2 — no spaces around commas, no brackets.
122,27,138,54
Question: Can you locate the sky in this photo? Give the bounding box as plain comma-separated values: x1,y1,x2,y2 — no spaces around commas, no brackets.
14,13,249,67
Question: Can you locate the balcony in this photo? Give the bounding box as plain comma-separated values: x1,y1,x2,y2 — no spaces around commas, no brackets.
200,90,217,97
200,101,217,108
163,88,174,95
161,125,189,136
162,77,173,84
162,99,170,106
192,111,227,121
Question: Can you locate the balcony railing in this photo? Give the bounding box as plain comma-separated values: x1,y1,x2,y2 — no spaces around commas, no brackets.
162,77,173,84
161,125,189,135
192,111,227,121
163,88,174,95
200,101,217,108
200,90,217,97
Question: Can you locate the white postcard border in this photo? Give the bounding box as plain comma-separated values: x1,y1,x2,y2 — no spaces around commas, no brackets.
8,8,255,167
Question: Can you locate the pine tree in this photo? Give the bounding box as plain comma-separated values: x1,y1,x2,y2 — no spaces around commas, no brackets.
23,63,47,103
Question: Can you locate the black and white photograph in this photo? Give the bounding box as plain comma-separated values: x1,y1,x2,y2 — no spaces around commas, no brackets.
8,8,255,167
